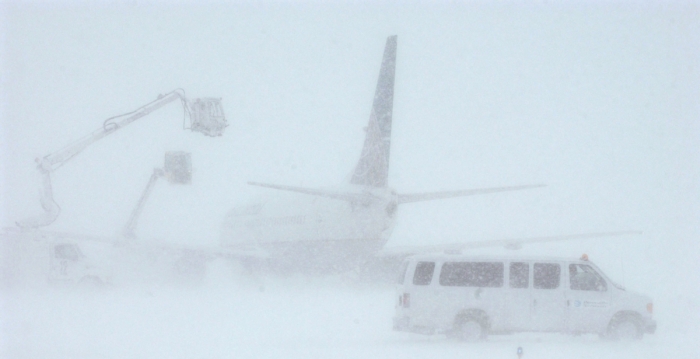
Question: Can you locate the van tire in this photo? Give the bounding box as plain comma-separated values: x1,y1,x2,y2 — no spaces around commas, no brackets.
450,313,488,341
606,313,643,340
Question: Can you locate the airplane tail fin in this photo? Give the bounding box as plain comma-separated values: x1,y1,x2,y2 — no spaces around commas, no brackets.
349,35,397,188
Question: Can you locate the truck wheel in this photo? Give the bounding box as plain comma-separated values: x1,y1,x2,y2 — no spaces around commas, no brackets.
451,317,487,342
607,315,643,340
175,255,207,283
78,275,104,289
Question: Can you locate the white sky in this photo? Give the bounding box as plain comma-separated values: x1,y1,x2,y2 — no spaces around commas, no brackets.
1,2,699,356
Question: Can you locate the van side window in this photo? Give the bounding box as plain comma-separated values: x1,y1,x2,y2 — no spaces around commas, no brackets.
569,264,607,291
413,262,435,285
439,262,504,287
397,261,409,284
533,263,560,289
509,262,529,288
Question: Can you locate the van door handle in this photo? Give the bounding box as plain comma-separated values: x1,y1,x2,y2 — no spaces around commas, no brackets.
533,299,537,306
567,300,570,306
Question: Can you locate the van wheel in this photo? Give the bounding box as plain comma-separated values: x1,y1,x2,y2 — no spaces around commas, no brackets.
451,317,487,341
607,315,643,340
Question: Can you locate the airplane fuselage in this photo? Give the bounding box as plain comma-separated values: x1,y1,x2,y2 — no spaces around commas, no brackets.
216,36,548,273
221,186,399,270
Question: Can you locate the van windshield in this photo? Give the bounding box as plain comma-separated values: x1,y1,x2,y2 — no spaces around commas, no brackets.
569,264,607,291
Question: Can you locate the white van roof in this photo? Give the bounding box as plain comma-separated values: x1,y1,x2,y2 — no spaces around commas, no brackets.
406,253,589,263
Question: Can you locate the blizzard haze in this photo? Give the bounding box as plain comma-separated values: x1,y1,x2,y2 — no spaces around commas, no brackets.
1,1,699,358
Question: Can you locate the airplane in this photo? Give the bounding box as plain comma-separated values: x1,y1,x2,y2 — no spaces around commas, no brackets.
3,35,638,286
218,35,637,275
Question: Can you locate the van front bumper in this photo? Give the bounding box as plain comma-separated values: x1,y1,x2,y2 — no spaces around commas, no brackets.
393,316,410,332
393,316,435,335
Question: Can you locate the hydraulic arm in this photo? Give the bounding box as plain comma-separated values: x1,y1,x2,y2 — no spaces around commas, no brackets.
17,89,226,229
122,151,192,239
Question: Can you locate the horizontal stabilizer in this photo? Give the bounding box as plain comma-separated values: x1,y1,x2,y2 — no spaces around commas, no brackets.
379,230,642,257
397,184,546,204
247,181,372,204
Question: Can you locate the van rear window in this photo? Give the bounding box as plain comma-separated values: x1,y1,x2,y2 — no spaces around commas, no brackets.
397,261,409,284
439,262,504,287
413,262,435,285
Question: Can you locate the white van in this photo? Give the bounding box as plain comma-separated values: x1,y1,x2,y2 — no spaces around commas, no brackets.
393,253,656,341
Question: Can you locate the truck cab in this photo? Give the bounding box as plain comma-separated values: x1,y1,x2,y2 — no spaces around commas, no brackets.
48,242,104,285
1,230,109,288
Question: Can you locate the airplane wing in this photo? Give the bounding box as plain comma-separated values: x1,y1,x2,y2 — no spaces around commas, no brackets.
0,228,263,261
377,230,642,257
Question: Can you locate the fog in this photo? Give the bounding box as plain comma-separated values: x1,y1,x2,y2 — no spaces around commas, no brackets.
1,1,699,358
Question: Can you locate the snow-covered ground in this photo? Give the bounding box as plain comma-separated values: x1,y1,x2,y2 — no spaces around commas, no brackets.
1,2,699,358
2,269,699,359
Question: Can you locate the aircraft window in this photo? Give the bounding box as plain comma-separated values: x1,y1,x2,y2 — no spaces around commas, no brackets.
412,262,435,286
439,262,504,287
569,264,607,291
534,263,560,289
509,262,529,288
397,261,409,284
53,244,82,261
